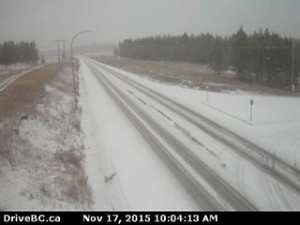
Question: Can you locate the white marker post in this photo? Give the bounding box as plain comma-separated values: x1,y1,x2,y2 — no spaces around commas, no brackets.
250,99,254,122
206,86,209,104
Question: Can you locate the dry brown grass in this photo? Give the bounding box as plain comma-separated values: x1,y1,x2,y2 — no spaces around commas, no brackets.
93,55,291,95
54,149,92,205
0,64,64,167
0,63,67,120
0,62,93,209
0,122,16,166
54,150,83,169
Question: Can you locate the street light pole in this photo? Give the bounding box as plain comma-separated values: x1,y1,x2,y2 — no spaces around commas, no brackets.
71,30,92,76
70,30,92,110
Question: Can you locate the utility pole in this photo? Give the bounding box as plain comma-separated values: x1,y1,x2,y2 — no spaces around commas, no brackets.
56,39,66,62
55,40,61,63
62,40,66,61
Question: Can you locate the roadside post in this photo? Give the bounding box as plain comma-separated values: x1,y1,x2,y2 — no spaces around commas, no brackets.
250,99,254,122
206,86,209,104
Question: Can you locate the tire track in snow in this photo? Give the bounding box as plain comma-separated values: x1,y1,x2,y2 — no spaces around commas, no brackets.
267,179,293,210
90,59,300,195
87,65,221,210
86,60,257,211
237,159,247,198
127,89,221,161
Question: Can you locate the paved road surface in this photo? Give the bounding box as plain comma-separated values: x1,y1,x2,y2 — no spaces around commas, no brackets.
84,58,258,211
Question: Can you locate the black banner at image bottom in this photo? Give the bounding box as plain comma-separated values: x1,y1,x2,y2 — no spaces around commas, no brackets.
0,212,298,224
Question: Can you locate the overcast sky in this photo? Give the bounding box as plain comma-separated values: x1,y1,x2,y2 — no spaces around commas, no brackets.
0,0,300,49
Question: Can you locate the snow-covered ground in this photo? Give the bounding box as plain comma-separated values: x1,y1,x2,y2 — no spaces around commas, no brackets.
0,63,30,72
79,57,300,210
92,60,300,171
0,67,91,210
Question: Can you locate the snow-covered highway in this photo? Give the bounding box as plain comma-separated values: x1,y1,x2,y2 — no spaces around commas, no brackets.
79,57,300,210
90,59,300,194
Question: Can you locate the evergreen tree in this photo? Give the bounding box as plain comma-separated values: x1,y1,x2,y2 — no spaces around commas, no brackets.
29,41,39,64
231,26,248,80
1,41,15,68
117,27,299,89
212,36,225,74
41,55,45,64
0,40,39,67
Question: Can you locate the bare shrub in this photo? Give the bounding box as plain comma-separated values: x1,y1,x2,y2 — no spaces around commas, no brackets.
0,121,17,166
40,184,52,198
65,173,90,204
54,149,92,205
54,150,83,169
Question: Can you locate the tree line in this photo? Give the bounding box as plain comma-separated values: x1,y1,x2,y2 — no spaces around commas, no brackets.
116,27,299,89
0,41,39,68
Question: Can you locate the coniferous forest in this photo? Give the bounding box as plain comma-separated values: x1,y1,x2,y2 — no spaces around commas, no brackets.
116,27,300,89
0,41,39,68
